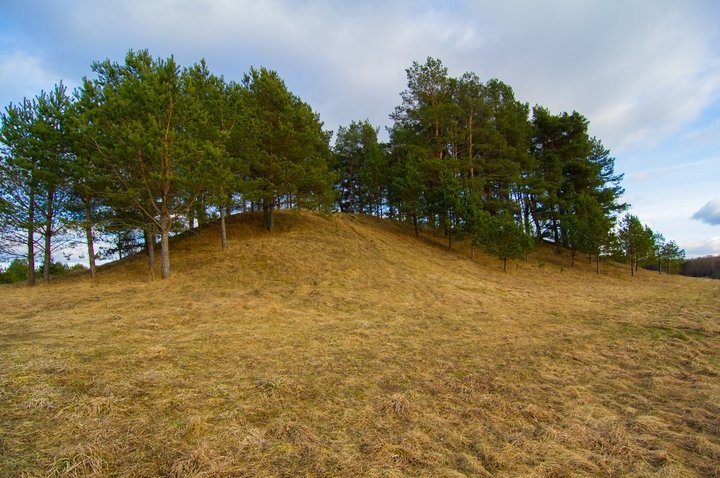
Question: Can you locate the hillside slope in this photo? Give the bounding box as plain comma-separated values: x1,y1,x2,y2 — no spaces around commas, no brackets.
1,211,719,477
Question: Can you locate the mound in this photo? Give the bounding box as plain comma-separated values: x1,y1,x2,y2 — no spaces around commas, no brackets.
1,211,719,477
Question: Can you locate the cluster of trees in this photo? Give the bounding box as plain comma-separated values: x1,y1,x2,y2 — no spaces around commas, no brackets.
614,214,686,276
1,52,687,283
1,50,334,283
337,58,633,272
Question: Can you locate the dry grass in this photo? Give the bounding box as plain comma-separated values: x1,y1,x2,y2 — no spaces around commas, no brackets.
1,210,719,477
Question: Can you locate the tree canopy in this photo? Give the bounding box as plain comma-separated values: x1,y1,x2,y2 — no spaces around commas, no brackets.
0,52,685,280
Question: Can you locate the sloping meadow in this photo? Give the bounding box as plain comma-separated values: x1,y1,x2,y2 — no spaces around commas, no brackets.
1,212,719,477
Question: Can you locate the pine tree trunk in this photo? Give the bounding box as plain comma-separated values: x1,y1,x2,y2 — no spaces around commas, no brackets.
220,204,228,250
84,196,96,279
503,257,507,272
145,227,155,268
43,188,55,284
263,198,274,231
160,213,170,279
596,254,600,275
187,207,195,230
522,195,532,236
27,188,36,286
196,198,207,226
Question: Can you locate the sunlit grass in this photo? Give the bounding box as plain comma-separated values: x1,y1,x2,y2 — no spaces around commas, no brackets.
1,211,719,477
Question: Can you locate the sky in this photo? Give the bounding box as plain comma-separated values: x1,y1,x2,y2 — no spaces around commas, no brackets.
1,0,720,257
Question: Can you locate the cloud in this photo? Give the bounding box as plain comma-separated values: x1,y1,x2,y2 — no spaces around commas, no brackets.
692,200,720,226
461,1,720,153
0,49,63,106
681,236,720,257
2,0,718,152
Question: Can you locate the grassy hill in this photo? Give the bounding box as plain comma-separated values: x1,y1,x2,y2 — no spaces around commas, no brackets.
1,211,719,477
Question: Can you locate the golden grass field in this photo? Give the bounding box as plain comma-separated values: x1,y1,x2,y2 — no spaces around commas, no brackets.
1,211,719,477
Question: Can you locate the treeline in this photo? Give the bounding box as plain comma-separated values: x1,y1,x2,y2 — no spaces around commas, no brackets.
0,258,84,284
0,52,685,283
681,255,720,279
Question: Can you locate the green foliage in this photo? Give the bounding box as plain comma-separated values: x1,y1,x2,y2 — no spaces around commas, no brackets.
530,108,625,249
382,57,633,268
0,259,28,283
334,120,388,215
477,212,533,271
0,51,686,283
242,67,335,230
658,239,686,274
0,259,85,284
0,82,76,284
616,214,658,276
38,261,86,276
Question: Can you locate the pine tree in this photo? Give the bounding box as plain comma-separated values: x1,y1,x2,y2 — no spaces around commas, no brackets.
89,50,202,279
334,120,387,215
479,212,533,271
658,240,685,274
1,84,74,285
617,214,647,276
33,83,74,283
243,67,334,231
180,60,243,249
66,79,107,278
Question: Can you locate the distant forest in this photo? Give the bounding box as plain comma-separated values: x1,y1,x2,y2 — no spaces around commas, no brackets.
681,255,720,279
1,51,686,283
